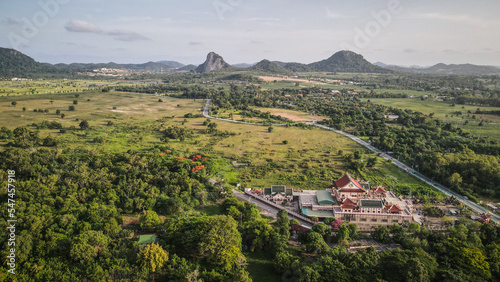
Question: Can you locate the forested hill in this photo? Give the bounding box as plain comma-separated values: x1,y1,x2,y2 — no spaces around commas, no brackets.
266,51,392,74
0,47,184,78
307,50,391,73
0,47,70,78
376,62,500,75
248,59,290,74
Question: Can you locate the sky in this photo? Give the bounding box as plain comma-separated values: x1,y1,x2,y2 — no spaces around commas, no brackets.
1,0,500,66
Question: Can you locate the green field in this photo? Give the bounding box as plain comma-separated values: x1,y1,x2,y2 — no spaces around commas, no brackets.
364,98,500,139
0,90,436,193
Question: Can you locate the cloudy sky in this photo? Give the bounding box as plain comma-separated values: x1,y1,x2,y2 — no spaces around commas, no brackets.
1,0,499,66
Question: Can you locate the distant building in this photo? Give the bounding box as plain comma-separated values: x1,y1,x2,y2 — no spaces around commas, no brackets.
487,204,498,211
272,193,286,205
263,185,293,205
264,185,293,196
385,114,399,119
138,234,158,246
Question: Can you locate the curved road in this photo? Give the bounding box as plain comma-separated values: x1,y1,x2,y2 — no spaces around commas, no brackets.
203,99,500,224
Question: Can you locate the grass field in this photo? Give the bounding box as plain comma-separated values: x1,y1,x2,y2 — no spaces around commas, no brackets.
0,79,117,97
0,90,436,193
364,98,500,139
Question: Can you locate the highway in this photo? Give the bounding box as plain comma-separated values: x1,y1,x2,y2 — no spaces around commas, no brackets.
203,99,500,224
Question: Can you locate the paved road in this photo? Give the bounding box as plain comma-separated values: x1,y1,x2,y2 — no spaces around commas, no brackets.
232,189,314,229
310,123,500,224
204,99,500,224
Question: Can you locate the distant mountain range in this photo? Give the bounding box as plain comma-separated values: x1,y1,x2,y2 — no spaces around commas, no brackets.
374,61,500,75
55,61,185,72
2,46,499,77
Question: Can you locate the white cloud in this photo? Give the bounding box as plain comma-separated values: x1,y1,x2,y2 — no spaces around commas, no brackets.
65,20,147,41
326,8,348,19
404,48,418,53
65,20,102,33
106,30,148,41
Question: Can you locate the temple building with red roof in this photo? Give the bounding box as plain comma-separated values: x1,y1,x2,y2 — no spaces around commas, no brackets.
298,173,414,228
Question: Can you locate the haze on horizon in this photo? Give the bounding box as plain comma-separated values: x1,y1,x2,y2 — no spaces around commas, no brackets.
1,0,499,67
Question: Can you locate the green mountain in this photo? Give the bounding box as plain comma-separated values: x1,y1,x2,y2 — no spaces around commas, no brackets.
0,47,70,77
56,61,176,72
283,62,312,72
376,62,500,75
156,60,185,68
248,59,290,74
308,50,390,73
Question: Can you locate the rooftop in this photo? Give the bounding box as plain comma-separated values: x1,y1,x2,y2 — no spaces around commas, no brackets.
334,173,363,190
359,199,383,208
299,194,318,206
138,234,158,245
316,190,335,205
302,207,334,218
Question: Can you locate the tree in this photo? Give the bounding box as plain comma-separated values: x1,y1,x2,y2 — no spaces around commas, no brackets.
274,249,296,273
137,243,169,273
268,126,274,133
312,223,330,238
73,100,78,105
207,122,218,132
70,230,110,261
277,209,290,242
43,136,57,147
164,215,245,272
13,127,39,148
79,120,89,130
140,210,162,231
227,206,242,222
158,99,163,102
61,114,65,119
282,140,289,144
448,172,463,188
442,216,453,226
306,232,329,254
11,101,17,107
240,219,279,252
68,105,75,111
367,157,377,167
389,224,406,242
336,223,353,242
372,225,390,243
75,93,80,98
56,109,61,115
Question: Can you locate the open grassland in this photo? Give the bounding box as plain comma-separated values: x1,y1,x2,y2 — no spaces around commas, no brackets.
0,79,112,96
0,91,202,129
0,90,434,193
255,107,328,121
363,98,500,139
